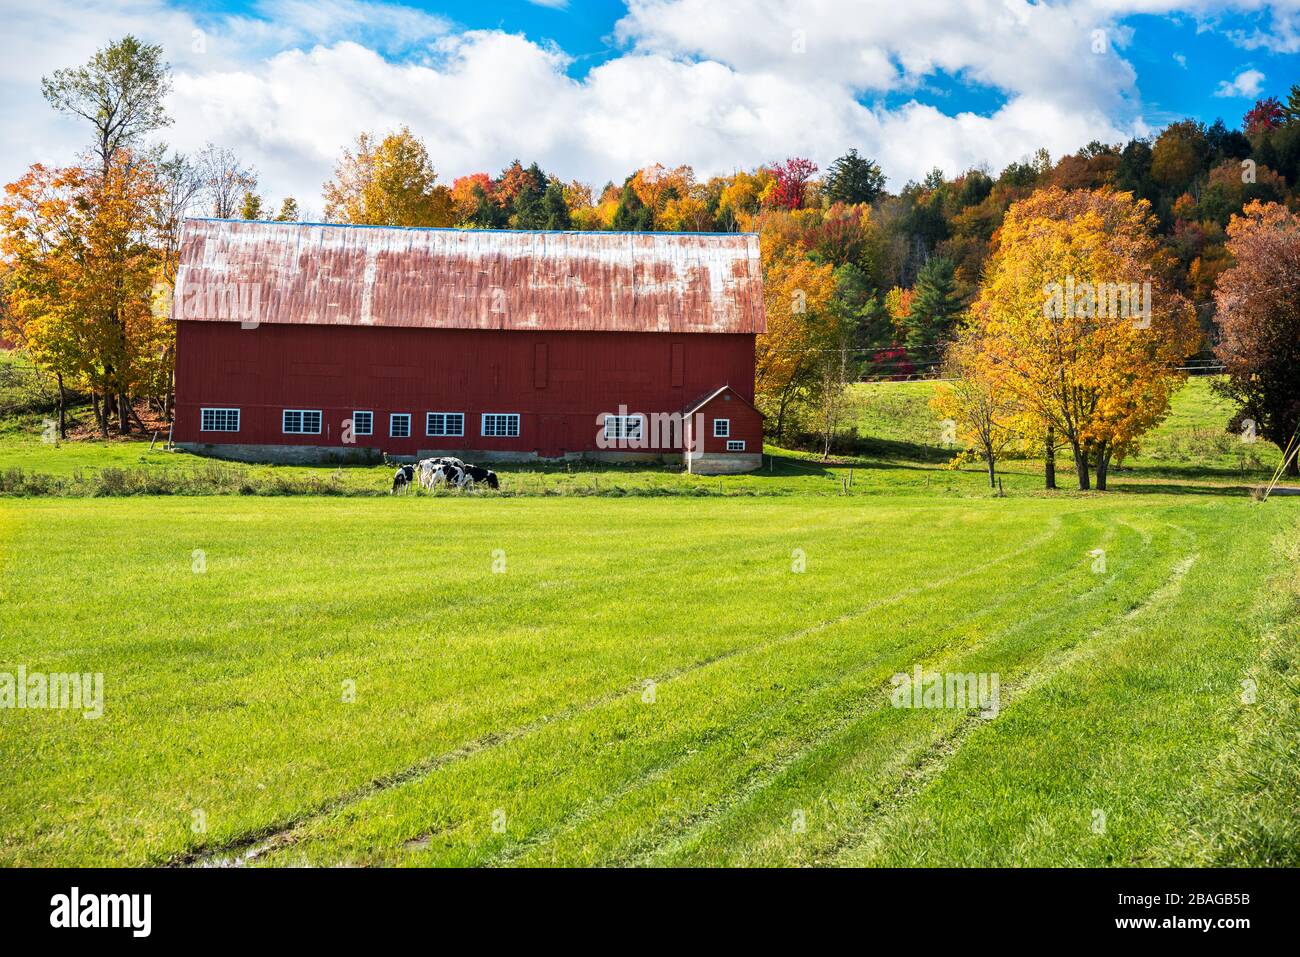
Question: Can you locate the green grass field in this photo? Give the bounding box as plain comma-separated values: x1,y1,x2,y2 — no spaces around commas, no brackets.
0,373,1297,867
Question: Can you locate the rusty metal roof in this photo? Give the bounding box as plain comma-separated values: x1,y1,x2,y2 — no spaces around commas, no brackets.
173,218,765,334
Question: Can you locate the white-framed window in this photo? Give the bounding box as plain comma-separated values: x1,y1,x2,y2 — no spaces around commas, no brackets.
727,439,746,452
482,413,520,438
283,409,322,434
351,411,373,436
426,412,465,437
390,413,412,438
603,414,644,442
713,418,731,438
200,408,240,432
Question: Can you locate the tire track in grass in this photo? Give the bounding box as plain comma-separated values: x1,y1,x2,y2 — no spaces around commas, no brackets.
179,514,1068,867
484,518,1120,867
618,519,1160,868
826,547,1200,867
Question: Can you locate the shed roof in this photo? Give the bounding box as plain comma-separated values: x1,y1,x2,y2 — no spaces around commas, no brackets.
173,218,765,334
682,384,765,417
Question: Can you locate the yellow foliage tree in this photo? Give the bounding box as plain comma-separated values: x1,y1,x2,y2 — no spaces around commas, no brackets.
754,220,837,440
931,328,1024,488
971,187,1199,489
322,127,455,227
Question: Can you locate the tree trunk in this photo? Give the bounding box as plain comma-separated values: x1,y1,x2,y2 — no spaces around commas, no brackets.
1044,427,1056,489
774,389,792,444
1071,441,1090,490
56,373,67,439
1095,443,1111,491
986,453,996,489
117,393,131,435
92,392,108,438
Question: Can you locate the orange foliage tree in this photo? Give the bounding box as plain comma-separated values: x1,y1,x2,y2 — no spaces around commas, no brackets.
1,152,165,435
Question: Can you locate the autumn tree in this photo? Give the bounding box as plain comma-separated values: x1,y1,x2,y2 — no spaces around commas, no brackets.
1151,120,1210,193
1244,97,1284,136
322,128,454,227
274,197,300,222
451,173,494,223
239,191,263,220
972,187,1199,490
1213,201,1300,476
754,219,837,439
766,158,818,211
1,154,164,436
932,328,1023,487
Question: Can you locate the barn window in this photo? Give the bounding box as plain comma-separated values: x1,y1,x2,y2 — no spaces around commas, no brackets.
727,440,746,452
482,413,520,438
713,418,731,438
283,409,322,434
603,414,643,442
389,413,412,438
426,412,465,437
351,411,373,436
200,408,240,432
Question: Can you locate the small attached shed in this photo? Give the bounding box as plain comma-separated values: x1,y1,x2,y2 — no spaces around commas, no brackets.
682,385,764,474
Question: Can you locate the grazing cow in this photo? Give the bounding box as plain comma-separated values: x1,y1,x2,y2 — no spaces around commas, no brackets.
391,464,416,494
416,456,464,489
460,464,500,490
419,461,465,490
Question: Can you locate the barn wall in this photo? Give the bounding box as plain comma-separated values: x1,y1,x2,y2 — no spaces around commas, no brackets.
174,321,757,457
691,391,765,454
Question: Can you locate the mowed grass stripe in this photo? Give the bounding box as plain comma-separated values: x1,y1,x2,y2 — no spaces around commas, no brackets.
0,497,1060,866
244,511,1105,866
498,515,1138,867
632,517,1188,867
835,509,1293,866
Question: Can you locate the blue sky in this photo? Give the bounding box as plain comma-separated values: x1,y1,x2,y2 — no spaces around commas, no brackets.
3,0,1297,208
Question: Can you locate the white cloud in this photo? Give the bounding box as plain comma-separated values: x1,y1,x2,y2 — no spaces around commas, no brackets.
0,0,1294,208
1214,67,1267,95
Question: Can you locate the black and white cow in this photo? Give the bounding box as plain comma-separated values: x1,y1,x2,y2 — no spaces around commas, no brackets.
460,464,500,490
419,461,465,490
391,464,416,494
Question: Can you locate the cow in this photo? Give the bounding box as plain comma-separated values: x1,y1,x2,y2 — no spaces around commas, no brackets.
416,456,464,488
391,464,416,494
419,461,465,490
460,464,500,490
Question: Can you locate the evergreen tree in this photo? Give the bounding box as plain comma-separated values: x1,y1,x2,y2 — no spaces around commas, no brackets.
824,149,886,205
905,256,962,349
469,182,507,228
541,181,571,230
611,183,652,230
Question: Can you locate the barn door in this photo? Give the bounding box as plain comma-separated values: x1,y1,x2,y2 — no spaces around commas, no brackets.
539,415,566,459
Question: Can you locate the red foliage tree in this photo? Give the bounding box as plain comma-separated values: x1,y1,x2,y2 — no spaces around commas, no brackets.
767,157,818,210
1213,201,1300,475
1243,97,1284,136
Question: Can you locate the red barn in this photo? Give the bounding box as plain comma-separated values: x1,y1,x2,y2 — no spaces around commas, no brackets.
172,219,766,473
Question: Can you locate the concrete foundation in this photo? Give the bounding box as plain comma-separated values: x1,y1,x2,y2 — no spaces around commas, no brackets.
176,442,384,465
686,452,763,475
177,443,763,474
